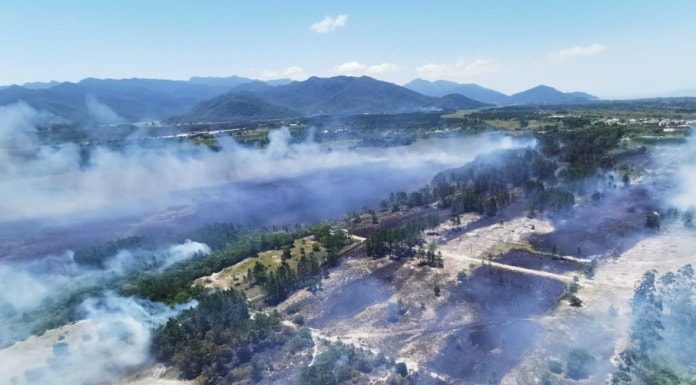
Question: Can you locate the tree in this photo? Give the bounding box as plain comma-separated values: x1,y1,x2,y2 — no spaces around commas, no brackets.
282,245,292,260
683,211,693,228
631,270,663,353
395,362,408,377
250,261,268,285
645,211,661,229
565,349,596,380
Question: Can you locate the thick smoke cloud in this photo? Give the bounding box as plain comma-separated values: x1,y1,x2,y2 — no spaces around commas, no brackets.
667,134,696,211
0,102,532,224
0,293,195,385
0,240,209,347
0,100,535,385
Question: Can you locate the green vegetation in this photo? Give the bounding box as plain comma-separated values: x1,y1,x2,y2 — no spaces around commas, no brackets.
365,215,439,259
258,226,351,304
565,348,596,380
154,289,287,384
73,236,153,267
612,265,696,384
433,148,572,216
124,229,308,303
300,342,408,385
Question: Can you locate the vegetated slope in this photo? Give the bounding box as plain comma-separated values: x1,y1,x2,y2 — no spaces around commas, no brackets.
432,93,491,110
261,76,439,115
404,78,511,104
182,93,301,123
0,76,296,123
187,75,256,88
179,76,488,122
0,78,237,123
509,85,598,105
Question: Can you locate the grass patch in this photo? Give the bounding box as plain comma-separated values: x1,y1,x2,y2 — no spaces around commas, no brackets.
195,237,326,292
488,241,540,256
484,119,522,130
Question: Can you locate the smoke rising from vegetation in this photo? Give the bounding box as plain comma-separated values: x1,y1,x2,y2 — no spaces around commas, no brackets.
85,95,126,124
0,102,532,224
0,240,209,346
668,135,696,211
0,293,196,385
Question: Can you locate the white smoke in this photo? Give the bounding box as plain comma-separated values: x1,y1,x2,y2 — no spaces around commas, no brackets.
669,135,696,211
105,239,210,274
0,102,534,223
0,240,209,346
85,95,125,124
0,293,196,385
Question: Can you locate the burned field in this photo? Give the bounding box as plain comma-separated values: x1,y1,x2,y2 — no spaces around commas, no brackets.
430,267,564,384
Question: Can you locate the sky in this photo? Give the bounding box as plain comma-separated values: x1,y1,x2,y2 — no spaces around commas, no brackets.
1,0,695,98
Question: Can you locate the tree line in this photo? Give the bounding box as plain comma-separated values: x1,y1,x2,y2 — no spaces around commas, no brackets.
611,265,696,385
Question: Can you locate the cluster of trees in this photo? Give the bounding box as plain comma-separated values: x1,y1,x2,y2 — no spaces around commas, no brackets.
260,260,304,305
433,149,563,216
381,187,436,211
182,222,247,251
73,236,153,267
528,186,576,214
74,223,250,267
539,125,625,180
300,342,409,385
374,143,606,226
365,216,439,259
544,349,597,383
154,289,286,384
310,224,352,255
125,229,309,303
248,225,352,304
611,265,696,384
416,244,444,268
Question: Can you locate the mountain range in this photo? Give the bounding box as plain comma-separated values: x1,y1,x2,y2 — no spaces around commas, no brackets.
0,77,248,123
176,76,487,123
404,79,510,104
0,75,599,125
404,79,598,105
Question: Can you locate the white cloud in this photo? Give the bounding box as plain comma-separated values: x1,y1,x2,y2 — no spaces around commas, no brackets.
366,63,400,75
548,43,606,62
283,65,306,79
333,61,400,77
416,59,502,81
335,61,365,75
259,66,307,80
311,15,348,33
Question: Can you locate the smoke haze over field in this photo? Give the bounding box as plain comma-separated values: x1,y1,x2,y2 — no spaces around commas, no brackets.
0,294,196,385
0,102,532,225
666,135,696,211
0,100,538,384
0,240,209,347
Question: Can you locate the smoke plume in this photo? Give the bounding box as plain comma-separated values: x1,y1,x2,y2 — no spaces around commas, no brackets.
0,102,533,225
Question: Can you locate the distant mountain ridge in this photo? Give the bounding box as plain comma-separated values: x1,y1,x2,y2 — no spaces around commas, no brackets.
404,79,510,104
404,79,597,105
177,76,488,122
0,76,289,123
0,74,599,125
509,85,598,105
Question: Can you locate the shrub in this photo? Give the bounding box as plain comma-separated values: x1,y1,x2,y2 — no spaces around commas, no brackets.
548,359,563,374
565,348,596,380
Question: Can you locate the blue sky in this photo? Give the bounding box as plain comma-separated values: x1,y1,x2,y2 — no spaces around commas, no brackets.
1,0,695,97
